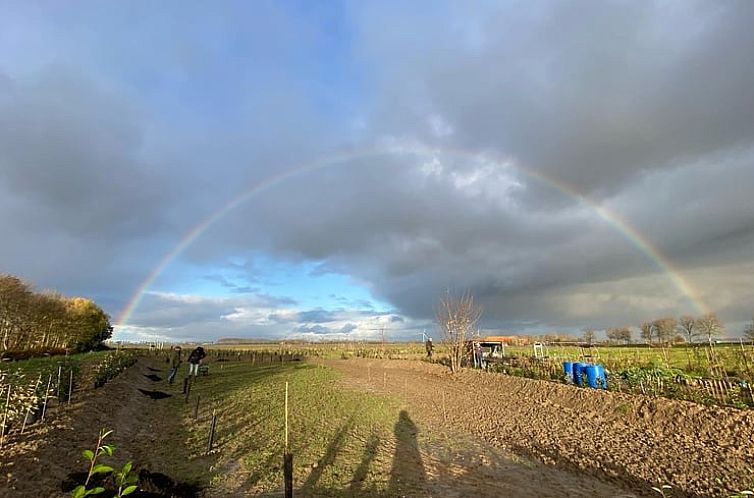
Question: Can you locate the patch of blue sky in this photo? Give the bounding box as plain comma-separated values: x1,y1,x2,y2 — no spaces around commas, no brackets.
150,252,391,312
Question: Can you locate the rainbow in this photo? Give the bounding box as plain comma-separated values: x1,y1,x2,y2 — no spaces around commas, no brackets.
115,142,708,332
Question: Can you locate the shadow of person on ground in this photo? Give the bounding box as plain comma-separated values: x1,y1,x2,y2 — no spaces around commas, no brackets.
301,417,355,493
349,431,380,493
388,410,426,495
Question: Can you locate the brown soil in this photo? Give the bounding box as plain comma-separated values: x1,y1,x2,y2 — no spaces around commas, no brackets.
0,358,204,497
4,356,752,497
328,358,754,498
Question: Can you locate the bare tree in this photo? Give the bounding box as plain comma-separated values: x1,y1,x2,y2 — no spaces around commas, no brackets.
743,318,754,343
697,313,724,345
607,326,631,344
582,328,596,345
678,315,698,344
653,317,677,346
436,292,482,373
640,321,655,346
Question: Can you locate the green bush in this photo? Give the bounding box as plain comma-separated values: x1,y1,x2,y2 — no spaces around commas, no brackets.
94,353,137,389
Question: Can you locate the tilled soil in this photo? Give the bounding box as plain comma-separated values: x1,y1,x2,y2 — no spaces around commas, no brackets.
0,358,203,497
328,358,754,498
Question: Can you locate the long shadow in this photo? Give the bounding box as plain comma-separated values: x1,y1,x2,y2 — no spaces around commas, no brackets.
388,410,426,495
301,417,355,492
137,389,173,400
349,431,381,492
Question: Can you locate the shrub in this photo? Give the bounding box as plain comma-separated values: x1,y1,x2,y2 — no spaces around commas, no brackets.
94,353,137,389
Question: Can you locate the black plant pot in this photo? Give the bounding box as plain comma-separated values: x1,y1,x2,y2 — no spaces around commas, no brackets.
24,406,42,425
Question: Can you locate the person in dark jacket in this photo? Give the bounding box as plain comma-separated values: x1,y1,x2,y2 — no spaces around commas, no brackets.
187,346,206,377
167,346,182,384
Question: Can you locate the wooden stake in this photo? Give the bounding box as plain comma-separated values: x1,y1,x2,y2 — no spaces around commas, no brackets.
193,394,201,419
67,370,73,405
0,385,11,447
284,452,293,498
283,381,293,497
207,409,217,454
56,366,62,400
383,371,386,389
41,374,52,421
442,391,447,423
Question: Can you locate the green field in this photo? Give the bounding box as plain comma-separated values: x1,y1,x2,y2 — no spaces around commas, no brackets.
179,360,424,497
197,341,754,380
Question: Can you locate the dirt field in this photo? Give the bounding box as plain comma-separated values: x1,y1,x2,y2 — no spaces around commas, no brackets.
2,356,752,497
0,358,204,497
327,358,754,497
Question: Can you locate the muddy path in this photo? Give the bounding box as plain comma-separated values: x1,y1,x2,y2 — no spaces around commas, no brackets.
0,358,203,497
327,358,754,498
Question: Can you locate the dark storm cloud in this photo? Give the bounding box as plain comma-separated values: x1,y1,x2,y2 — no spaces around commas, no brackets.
355,1,754,195
202,0,754,330
0,69,167,237
3,1,754,339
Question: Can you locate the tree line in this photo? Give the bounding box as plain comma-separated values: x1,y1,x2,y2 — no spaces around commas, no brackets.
0,274,112,354
599,313,754,346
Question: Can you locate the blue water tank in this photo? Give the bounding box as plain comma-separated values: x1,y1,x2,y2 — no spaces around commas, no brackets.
562,361,574,380
585,365,600,388
596,364,608,389
572,362,588,385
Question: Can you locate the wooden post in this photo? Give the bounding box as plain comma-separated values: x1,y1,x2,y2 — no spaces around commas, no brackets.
284,452,294,498
41,373,53,421
442,391,447,423
207,409,217,454
193,395,200,420
383,371,386,389
67,370,73,405
182,377,189,395
284,381,293,498
185,377,192,403
56,365,62,400
0,385,11,447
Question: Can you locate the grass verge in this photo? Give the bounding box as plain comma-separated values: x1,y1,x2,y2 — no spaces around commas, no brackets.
175,360,426,497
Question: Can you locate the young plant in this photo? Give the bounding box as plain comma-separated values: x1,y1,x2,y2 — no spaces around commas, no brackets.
113,461,138,497
651,484,672,498
72,428,115,497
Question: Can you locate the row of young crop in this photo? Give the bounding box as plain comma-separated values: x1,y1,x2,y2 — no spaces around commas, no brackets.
0,351,137,443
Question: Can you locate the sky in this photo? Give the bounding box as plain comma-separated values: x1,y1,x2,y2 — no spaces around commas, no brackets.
1,1,753,342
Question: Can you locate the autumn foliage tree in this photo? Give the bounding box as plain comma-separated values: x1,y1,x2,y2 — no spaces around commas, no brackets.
0,274,112,353
436,292,482,373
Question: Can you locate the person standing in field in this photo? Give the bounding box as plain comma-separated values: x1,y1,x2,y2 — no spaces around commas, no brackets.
167,345,182,384
187,346,206,377
474,341,483,369
425,337,433,359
